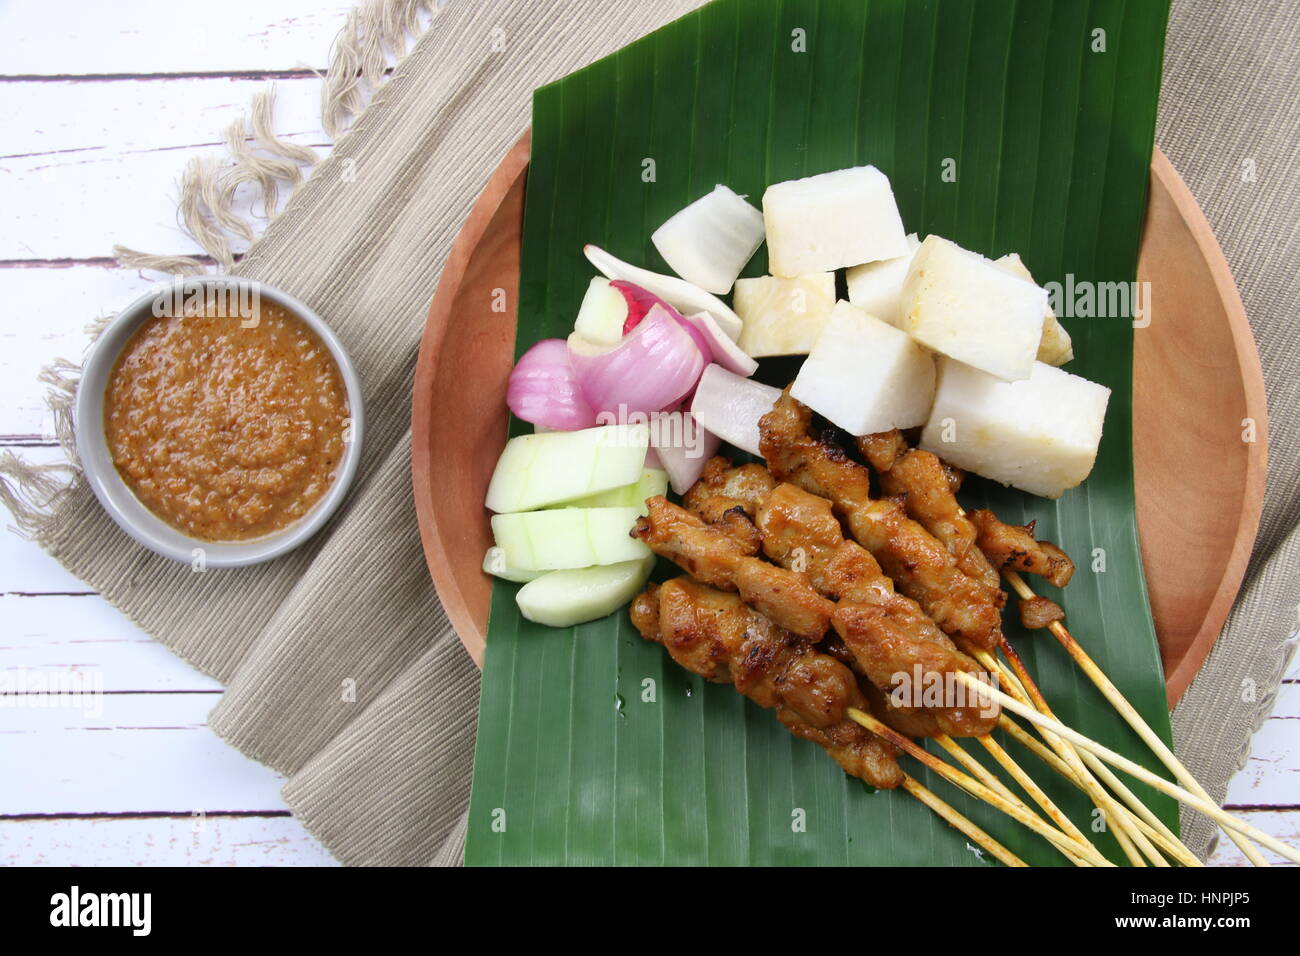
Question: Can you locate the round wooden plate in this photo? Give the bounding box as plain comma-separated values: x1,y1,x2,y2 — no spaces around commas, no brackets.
411,135,1268,706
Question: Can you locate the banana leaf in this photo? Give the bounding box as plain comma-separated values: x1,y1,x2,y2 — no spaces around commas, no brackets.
467,0,1175,866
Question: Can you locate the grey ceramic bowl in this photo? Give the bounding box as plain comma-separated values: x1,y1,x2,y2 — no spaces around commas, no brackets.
76,278,364,567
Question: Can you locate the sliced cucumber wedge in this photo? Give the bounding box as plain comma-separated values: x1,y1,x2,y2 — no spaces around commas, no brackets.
485,423,651,514
557,468,668,513
515,556,656,628
490,506,650,571
482,545,544,583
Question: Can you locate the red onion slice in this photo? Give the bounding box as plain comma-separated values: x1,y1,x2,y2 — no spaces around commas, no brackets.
507,338,598,431
568,304,706,416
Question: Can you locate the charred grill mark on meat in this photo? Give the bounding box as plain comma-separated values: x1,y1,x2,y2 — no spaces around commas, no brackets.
759,389,1005,649
682,456,778,520
857,432,1003,593
674,458,997,738
967,509,1076,588
632,496,834,640
755,481,998,737
631,578,904,789
680,456,776,553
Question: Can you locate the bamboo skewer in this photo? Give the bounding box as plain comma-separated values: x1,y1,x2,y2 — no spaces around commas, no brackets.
943,502,1157,864
974,734,1114,861
984,640,1169,867
952,670,1300,864
997,713,1202,867
935,734,1097,867
848,708,1115,866
987,671,1201,868
901,773,1028,867
962,643,1150,866
698,491,1111,865
1000,570,1269,866
1077,750,1197,867
989,587,1243,866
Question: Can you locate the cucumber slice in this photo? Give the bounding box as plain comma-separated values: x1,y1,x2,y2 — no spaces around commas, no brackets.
485,423,651,514
557,468,668,513
515,556,656,628
573,276,629,347
482,545,544,583
490,506,651,571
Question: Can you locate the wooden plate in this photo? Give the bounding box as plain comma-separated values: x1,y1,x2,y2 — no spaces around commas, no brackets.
411,135,1268,705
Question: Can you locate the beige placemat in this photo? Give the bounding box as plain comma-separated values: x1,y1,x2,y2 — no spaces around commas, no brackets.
1,0,1294,865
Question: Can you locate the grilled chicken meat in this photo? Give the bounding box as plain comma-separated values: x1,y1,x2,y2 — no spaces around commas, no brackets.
755,481,998,737
967,509,1076,588
632,496,834,640
631,578,903,789
680,456,776,552
759,389,1004,649
682,456,777,520
1019,595,1066,629
860,434,1003,593
674,458,997,737
857,430,910,474
860,431,1077,621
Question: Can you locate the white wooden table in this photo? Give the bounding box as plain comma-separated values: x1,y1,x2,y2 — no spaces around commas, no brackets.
0,1,1295,867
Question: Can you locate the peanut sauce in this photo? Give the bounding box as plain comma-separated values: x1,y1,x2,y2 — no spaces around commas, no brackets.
104,301,349,542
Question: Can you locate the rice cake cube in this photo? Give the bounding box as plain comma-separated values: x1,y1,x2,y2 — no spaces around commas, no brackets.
791,301,936,436
994,252,1074,366
845,233,921,326
762,166,910,277
918,357,1110,499
898,235,1048,381
733,273,837,357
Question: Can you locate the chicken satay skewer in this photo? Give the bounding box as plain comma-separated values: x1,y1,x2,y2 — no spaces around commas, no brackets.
749,411,1198,863
950,671,1300,864
672,460,1183,864
846,708,1114,865
744,480,1112,862
634,577,1030,865
858,431,1002,591
682,463,1107,864
696,438,1188,864
759,391,1005,649
858,438,1180,865
867,428,1240,865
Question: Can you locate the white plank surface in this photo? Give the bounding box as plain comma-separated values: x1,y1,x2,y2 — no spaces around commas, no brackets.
0,815,339,866
0,0,1294,868
0,77,330,261
0,593,222,692
0,268,171,439
0,692,289,815
0,0,357,75
0,0,351,867
1206,810,1300,867
1224,682,1300,807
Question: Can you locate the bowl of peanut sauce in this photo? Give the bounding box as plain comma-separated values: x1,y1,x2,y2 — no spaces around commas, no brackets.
76,278,364,567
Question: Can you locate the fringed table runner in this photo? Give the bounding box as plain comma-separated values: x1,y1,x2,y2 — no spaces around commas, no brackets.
0,0,1295,865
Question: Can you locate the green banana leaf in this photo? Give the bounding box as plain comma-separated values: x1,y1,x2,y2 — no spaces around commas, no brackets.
467,0,1175,866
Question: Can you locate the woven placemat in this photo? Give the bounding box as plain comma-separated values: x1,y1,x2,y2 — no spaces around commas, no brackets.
0,0,1294,865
